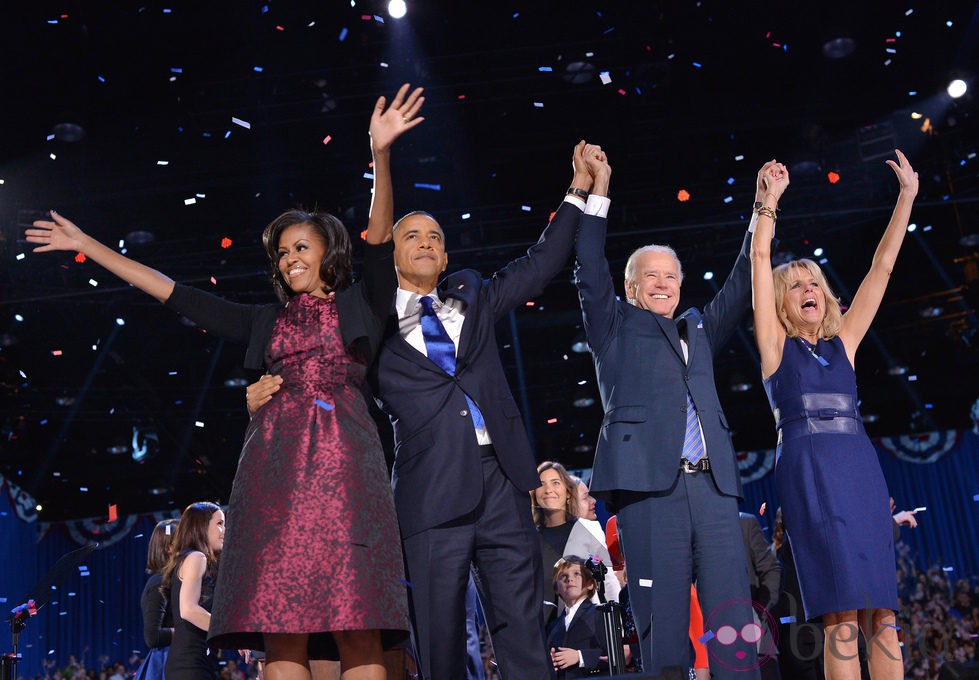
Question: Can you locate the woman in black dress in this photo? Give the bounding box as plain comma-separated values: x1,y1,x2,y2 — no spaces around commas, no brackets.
161,502,225,680
135,518,180,680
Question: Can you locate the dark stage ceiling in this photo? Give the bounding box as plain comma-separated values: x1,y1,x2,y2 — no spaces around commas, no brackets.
2,1,978,521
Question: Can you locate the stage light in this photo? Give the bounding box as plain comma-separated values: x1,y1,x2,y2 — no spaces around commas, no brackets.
947,79,967,99
388,0,407,19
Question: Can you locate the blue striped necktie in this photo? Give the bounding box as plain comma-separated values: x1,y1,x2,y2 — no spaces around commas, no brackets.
418,296,485,430
682,391,705,464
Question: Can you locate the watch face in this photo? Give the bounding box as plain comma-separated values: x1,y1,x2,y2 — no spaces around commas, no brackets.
753,201,764,210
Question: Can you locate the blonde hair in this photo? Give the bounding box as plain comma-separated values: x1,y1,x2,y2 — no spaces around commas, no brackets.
531,461,579,527
772,259,843,339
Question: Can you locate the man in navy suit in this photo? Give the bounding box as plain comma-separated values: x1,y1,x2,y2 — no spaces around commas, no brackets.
370,141,609,679
574,154,779,678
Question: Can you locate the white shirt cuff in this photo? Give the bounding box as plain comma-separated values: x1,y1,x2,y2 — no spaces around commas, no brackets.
563,195,586,211
577,650,585,667
585,194,610,218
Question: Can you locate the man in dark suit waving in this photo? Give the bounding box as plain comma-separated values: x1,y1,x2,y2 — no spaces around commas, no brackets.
370,141,608,679
575,153,779,678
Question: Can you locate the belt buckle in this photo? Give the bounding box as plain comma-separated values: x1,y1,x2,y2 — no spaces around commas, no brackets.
680,459,697,473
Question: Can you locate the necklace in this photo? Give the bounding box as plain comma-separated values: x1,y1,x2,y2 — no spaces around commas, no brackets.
798,337,829,367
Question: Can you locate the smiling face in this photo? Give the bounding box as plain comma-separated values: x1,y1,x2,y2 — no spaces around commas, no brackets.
276,223,329,297
207,508,225,554
626,249,682,318
575,480,597,520
535,468,569,513
393,213,448,293
772,260,846,340
781,266,826,332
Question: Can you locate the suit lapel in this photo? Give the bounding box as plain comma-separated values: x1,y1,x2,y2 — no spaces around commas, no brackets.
677,309,699,364
440,274,480,366
652,312,685,363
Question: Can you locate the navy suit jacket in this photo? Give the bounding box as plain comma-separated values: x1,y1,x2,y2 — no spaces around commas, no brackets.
545,601,608,678
372,201,591,538
575,216,753,508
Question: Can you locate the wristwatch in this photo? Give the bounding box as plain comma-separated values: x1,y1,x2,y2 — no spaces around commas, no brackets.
567,187,589,200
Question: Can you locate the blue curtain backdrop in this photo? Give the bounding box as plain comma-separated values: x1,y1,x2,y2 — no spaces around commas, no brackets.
3,430,978,680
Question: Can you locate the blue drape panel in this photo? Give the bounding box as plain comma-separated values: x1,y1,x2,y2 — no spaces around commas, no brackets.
1,513,157,679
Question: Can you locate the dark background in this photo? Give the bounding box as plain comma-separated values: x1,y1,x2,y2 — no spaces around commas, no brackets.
1,0,978,522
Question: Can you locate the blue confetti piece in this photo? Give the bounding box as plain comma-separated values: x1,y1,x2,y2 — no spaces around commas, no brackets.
315,400,334,411
339,27,348,41
698,630,715,644
414,183,441,191
261,5,269,13
396,578,414,589
373,14,384,23
253,66,263,72
224,130,232,139
363,172,374,180
538,66,552,72
170,67,183,74
973,494,979,501
886,624,901,630
942,566,954,572
47,20,58,25
162,8,172,14
692,62,703,68
726,177,735,185
780,616,796,624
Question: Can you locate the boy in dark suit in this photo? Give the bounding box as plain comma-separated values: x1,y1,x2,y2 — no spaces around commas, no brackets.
547,556,609,679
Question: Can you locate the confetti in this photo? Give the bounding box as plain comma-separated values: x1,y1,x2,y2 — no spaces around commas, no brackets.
827,171,840,184
108,504,117,522
599,71,612,85
322,135,332,145
184,198,197,206
220,237,232,249
51,350,62,357
315,400,334,411
396,579,413,589
195,421,204,428
699,630,716,644
912,506,926,513
759,502,767,516
88,279,99,287
779,616,796,624
677,189,691,202
231,117,251,129
546,418,558,424
338,27,348,41
413,183,441,191
638,578,653,588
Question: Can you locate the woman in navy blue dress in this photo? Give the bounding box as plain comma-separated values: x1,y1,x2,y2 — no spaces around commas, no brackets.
750,151,917,680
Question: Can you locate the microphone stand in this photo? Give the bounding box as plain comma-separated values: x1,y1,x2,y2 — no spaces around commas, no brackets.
587,555,625,676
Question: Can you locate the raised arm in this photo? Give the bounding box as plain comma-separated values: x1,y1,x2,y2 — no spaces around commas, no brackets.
366,83,425,245
26,211,175,303
750,161,789,379
838,149,918,363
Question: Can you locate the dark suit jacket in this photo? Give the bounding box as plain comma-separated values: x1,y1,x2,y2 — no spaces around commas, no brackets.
545,601,609,678
739,512,781,611
372,201,588,538
164,241,396,369
574,216,753,508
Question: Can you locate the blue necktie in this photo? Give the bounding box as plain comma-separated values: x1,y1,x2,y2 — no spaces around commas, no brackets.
418,296,485,430
682,391,705,464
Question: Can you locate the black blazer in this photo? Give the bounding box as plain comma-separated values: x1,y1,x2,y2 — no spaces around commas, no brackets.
575,215,754,508
545,600,609,678
164,241,396,368
371,201,586,538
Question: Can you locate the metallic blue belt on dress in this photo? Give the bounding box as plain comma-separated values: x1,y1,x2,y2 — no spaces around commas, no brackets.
774,392,864,444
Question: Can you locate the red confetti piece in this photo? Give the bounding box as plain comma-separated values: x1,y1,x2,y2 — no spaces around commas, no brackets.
547,418,558,424
220,237,232,248
457,94,466,100
360,14,372,20
827,171,841,184
524,301,535,306
360,229,368,241
759,502,767,516
210,276,217,285
548,211,556,221
74,252,86,263
617,88,627,95
322,135,332,145
108,504,118,522
51,350,63,356
677,189,691,202
275,25,285,31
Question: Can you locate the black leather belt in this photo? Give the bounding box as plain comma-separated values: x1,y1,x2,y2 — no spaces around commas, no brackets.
774,392,863,444
479,444,496,458
679,458,710,473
